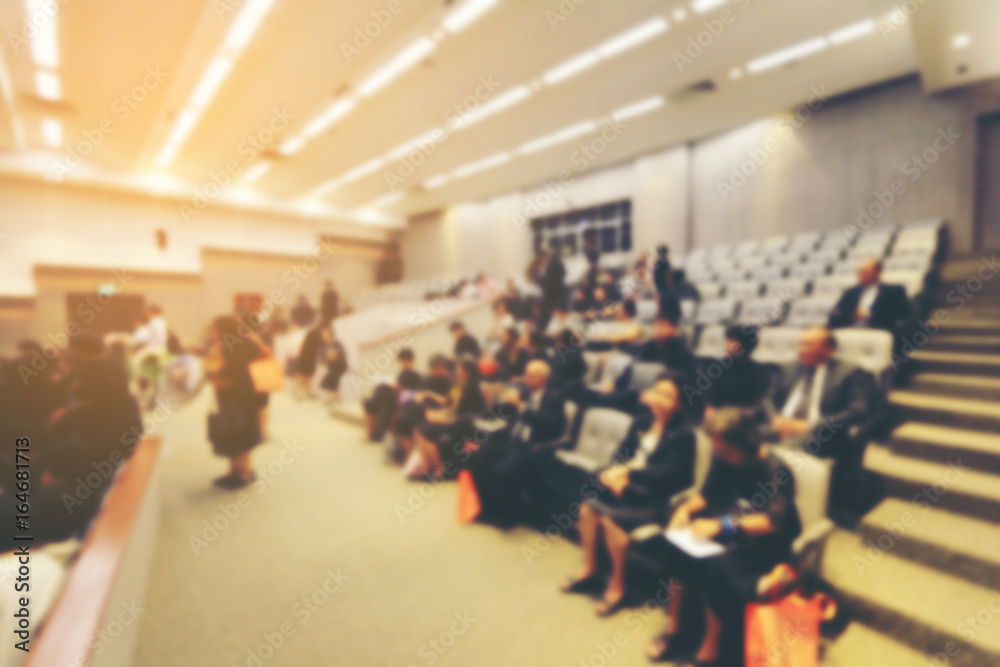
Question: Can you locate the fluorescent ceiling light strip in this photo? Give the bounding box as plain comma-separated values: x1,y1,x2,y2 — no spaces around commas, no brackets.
189,56,234,109
312,178,343,196
692,0,727,13
388,128,442,159
243,161,271,182
41,117,62,146
280,135,308,155
340,157,385,184
224,0,274,51
746,37,829,74
611,95,664,121
303,98,357,138
518,120,596,154
366,191,404,208
0,49,25,147
26,0,59,68
156,109,200,166
828,19,876,45
452,152,510,179
35,70,61,101
423,174,451,189
442,0,499,34
458,85,531,128
357,37,436,97
542,51,601,85
596,17,668,58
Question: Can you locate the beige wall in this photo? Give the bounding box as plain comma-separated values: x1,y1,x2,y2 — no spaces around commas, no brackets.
400,76,1000,282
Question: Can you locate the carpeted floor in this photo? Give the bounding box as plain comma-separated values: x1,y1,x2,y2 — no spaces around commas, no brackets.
133,390,670,666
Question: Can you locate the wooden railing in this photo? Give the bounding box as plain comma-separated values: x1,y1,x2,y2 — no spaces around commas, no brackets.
25,436,162,667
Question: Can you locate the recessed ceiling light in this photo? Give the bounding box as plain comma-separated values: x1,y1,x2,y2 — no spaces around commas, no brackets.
26,0,59,68
691,0,727,14
728,66,743,79
35,70,61,100
888,9,906,23
279,135,308,155
41,117,62,146
952,33,971,49
673,8,687,22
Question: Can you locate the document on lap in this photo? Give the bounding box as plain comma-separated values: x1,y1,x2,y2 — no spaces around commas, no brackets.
664,527,728,559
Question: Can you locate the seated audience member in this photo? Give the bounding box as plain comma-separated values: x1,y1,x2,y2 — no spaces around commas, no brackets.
544,305,580,338
590,300,644,350
413,359,486,478
449,321,482,359
761,327,877,462
502,278,524,320
291,294,316,328
570,287,591,314
494,327,530,380
293,321,326,399
705,326,774,411
362,348,421,441
828,259,912,336
634,313,696,375
561,374,695,616
652,245,672,297
522,331,551,364
320,329,348,404
486,299,517,350
392,355,454,459
648,408,801,665
465,360,566,526
550,329,588,390
584,286,616,321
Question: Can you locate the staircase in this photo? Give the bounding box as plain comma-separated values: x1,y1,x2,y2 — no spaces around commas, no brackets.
822,255,1000,666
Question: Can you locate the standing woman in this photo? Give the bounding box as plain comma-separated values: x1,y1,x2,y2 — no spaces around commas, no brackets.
294,320,325,399
320,326,348,404
206,316,265,489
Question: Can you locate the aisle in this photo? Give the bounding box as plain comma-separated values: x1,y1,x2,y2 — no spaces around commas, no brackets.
133,389,666,667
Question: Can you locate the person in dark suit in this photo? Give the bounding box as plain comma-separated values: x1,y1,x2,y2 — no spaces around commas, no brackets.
828,259,912,334
647,408,801,665
465,360,567,526
320,281,339,321
493,327,530,380
652,245,672,296
634,312,696,375
537,250,566,330
561,373,696,617
705,326,775,411
290,294,315,328
761,327,877,461
449,321,481,359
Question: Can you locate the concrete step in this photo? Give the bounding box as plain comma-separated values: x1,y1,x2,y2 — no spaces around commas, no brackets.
908,372,1000,400
910,349,1000,376
890,390,1000,431
932,316,1000,336
864,444,1000,522
887,422,1000,473
821,623,930,666
923,334,1000,354
859,498,1000,589
822,529,1000,667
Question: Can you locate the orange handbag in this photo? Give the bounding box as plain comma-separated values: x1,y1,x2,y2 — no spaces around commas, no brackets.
456,470,481,524
249,357,285,393
745,593,825,667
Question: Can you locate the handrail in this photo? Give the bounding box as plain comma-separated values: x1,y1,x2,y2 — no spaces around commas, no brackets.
24,436,162,667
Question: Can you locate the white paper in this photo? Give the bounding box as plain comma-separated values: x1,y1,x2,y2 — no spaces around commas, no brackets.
664,527,727,559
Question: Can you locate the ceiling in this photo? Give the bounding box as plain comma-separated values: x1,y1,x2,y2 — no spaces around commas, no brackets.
0,0,994,228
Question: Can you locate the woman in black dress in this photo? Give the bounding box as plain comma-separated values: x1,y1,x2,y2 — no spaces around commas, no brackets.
413,359,486,479
320,329,348,404
206,316,267,489
294,321,325,399
493,326,529,381
561,373,696,616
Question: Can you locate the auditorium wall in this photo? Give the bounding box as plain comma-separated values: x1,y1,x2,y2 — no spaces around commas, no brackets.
0,178,387,354
401,76,1000,282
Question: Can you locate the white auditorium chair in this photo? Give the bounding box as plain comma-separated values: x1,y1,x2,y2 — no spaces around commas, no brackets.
785,295,841,328
636,299,658,324
685,266,717,284
709,245,735,261
789,232,824,251
717,268,750,283
582,352,603,385
695,299,738,326
882,270,926,298
627,362,669,392
554,408,634,474
695,324,727,359
709,257,741,273
726,281,764,301
833,328,895,390
830,260,858,275
732,240,760,258
738,298,790,327
847,243,889,261
680,299,698,322
768,251,806,268
737,256,770,272
695,282,725,300
883,255,933,273
810,248,846,265
812,274,856,297
766,278,810,300
685,248,711,266
752,265,788,282
753,327,802,365
759,236,790,256
891,236,938,256
767,447,835,556
900,217,943,231
818,234,853,251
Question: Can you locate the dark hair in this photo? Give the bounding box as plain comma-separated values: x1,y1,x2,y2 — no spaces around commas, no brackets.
429,354,451,369
449,321,464,332
671,269,687,284
456,359,485,415
657,245,669,257
503,326,520,345
398,348,415,362
726,325,760,354
529,331,548,349
655,309,681,326
705,408,761,457
622,300,637,318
